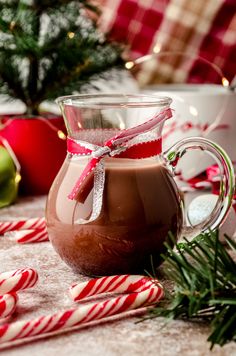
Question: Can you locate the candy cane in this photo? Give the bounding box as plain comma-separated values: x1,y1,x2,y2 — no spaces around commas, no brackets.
0,294,18,319
0,218,46,235
69,274,159,301
0,275,163,345
0,268,38,295
8,227,49,244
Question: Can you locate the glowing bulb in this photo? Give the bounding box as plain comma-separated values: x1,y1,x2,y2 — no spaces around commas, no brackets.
57,130,66,140
15,172,21,184
222,77,229,87
189,105,198,117
67,32,75,39
9,21,16,31
116,114,125,130
153,43,161,54
119,122,125,130
125,61,134,70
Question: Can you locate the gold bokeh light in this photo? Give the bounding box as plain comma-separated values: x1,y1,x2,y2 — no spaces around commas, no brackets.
67,32,75,39
222,77,229,87
125,61,134,70
15,172,22,184
57,130,66,140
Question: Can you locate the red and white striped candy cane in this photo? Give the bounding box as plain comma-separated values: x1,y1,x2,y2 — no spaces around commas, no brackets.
0,268,38,295
69,274,159,302
0,275,163,345
8,227,49,244
0,218,46,235
0,293,18,319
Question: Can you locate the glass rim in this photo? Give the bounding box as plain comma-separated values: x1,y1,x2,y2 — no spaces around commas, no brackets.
55,93,172,108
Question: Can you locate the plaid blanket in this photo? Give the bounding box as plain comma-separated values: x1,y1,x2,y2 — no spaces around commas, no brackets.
100,0,236,85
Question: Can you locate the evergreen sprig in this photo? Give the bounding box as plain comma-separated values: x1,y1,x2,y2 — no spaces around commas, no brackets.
0,0,123,114
149,231,236,349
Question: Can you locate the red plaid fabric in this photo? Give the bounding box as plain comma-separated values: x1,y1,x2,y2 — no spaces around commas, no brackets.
99,0,236,84
100,0,167,57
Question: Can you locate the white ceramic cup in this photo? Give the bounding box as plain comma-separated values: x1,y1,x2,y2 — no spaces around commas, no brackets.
144,84,236,179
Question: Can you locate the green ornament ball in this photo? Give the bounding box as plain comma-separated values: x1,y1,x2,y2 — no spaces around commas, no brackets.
0,145,19,208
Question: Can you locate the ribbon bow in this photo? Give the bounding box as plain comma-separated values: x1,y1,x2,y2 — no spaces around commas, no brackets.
67,108,172,224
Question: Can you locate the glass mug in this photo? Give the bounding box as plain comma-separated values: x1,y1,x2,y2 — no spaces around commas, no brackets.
46,94,234,276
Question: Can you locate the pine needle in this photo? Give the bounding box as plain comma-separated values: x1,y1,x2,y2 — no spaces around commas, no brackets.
0,0,123,114
148,230,236,349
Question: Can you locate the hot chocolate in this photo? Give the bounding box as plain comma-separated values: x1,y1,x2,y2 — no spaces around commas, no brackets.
46,157,183,276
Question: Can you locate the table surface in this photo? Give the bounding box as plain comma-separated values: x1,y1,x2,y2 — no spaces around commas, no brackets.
0,196,236,356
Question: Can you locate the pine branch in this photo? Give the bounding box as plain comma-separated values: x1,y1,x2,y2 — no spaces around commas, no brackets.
0,0,123,114
27,5,40,113
0,0,18,11
0,57,26,103
26,0,100,21
37,43,123,102
33,0,100,14
148,231,236,349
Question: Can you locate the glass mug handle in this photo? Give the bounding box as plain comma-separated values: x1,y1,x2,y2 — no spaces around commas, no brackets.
162,137,235,235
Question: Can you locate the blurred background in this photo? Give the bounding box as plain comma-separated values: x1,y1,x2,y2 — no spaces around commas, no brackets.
99,0,236,86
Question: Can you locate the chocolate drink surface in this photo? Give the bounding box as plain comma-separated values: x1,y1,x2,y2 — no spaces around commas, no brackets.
46,157,183,276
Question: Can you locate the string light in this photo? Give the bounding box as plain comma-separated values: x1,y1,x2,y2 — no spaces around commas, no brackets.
0,136,21,172
125,61,134,70
15,172,21,184
57,130,66,140
9,21,16,31
67,32,75,39
0,136,21,188
0,118,66,196
127,51,230,89
1,116,67,144
222,77,229,87
189,105,198,117
23,116,67,141
153,43,161,54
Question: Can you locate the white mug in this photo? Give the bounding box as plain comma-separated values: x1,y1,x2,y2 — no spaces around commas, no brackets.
144,84,236,179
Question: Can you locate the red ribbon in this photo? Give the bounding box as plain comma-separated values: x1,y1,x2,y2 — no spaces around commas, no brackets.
67,108,172,200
